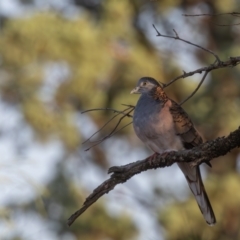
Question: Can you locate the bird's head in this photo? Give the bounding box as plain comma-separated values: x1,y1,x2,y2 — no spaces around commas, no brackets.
130,77,162,94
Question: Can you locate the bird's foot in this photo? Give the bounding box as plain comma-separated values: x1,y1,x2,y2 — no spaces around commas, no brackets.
161,151,170,157
148,152,160,165
149,152,158,159
148,151,171,166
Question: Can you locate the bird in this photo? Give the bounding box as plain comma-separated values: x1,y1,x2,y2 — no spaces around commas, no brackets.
131,76,216,225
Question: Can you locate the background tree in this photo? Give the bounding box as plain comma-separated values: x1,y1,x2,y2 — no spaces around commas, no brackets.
0,0,240,240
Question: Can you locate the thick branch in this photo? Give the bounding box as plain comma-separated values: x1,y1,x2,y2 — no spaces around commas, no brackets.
67,127,240,226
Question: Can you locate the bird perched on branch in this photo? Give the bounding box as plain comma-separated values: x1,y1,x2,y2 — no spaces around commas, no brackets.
131,77,216,225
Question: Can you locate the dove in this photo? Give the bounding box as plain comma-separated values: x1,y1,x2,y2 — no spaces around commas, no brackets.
131,77,216,225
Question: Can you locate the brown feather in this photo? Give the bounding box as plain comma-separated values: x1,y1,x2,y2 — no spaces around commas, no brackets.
169,100,203,149
151,86,168,103
150,85,203,149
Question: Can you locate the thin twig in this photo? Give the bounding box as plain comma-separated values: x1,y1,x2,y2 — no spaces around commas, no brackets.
84,108,134,151
183,12,240,27
107,121,132,137
121,104,135,108
152,24,221,63
164,56,240,87
82,106,133,145
81,107,133,117
180,71,209,105
183,12,240,17
84,122,133,151
215,23,240,26
82,113,122,144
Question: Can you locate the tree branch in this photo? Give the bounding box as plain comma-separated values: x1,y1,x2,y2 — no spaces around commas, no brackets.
67,127,240,226
152,24,221,63
164,56,240,87
180,70,209,105
183,12,240,17
152,24,240,90
82,106,134,151
183,12,240,26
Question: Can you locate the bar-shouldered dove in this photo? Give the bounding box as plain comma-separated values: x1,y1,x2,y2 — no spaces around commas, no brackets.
131,77,216,225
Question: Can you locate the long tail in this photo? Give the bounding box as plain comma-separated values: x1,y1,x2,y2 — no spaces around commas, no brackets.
177,162,216,225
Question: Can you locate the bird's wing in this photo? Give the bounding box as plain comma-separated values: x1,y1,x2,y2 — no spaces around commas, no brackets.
169,100,202,148
169,100,216,225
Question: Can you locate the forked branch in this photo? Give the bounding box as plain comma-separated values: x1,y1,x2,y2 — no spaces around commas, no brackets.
180,70,209,105
82,105,134,151
152,24,221,63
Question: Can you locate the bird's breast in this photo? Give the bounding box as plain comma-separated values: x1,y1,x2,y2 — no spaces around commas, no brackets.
133,98,183,153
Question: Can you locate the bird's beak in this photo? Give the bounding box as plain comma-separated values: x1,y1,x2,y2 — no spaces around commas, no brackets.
130,86,140,94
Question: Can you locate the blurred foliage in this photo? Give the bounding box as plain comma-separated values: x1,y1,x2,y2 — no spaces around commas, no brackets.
1,0,240,239
0,5,163,150
159,173,240,240
3,161,137,240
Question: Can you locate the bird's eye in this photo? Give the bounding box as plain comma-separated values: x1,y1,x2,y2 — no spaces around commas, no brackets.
142,82,147,86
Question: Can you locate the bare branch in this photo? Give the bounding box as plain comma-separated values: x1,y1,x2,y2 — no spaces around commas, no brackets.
82,106,133,145
180,70,209,105
84,107,134,151
183,12,240,17
183,12,240,26
152,24,221,63
67,127,240,226
108,121,133,135
121,104,135,108
81,107,133,117
215,23,240,27
172,29,179,38
164,56,240,87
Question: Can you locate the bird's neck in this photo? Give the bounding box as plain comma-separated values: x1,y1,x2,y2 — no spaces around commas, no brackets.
136,86,168,110
149,86,168,103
